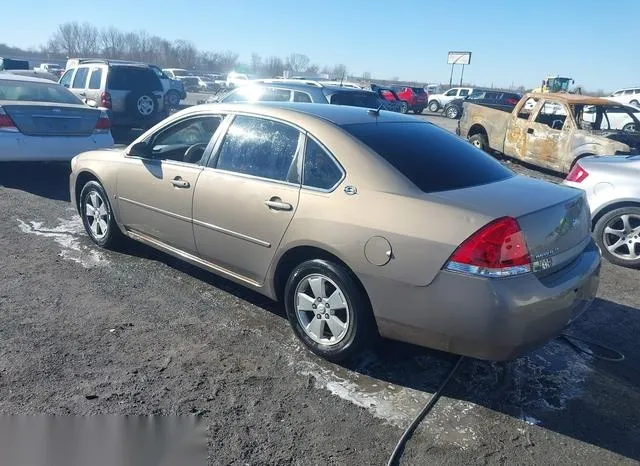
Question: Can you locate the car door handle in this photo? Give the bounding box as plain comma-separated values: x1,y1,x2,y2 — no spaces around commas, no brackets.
527,128,534,134
171,177,190,188
79,92,86,97
264,198,293,211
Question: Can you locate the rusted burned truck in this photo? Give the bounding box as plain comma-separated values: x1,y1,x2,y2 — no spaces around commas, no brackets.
457,93,640,173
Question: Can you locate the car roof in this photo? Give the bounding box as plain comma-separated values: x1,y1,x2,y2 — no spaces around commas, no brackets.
0,72,54,84
193,102,420,126
525,93,617,105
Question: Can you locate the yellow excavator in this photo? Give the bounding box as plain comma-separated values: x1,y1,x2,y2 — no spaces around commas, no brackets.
532,76,580,94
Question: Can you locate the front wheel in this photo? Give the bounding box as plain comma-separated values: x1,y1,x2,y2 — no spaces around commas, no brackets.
469,133,489,151
445,105,459,119
428,100,440,112
79,181,124,249
413,107,424,114
594,207,640,268
166,90,181,108
399,101,409,114
284,259,374,362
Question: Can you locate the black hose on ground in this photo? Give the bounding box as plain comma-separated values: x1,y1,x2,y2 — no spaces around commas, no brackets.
386,355,465,466
558,333,625,362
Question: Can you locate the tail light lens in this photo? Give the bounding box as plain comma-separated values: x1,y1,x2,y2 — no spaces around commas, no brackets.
94,111,111,133
445,217,531,278
0,106,18,132
100,92,112,109
506,98,519,105
566,163,589,183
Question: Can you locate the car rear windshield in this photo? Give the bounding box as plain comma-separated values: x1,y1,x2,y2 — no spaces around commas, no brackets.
411,87,426,94
342,122,514,193
0,79,82,104
107,66,162,91
329,91,380,109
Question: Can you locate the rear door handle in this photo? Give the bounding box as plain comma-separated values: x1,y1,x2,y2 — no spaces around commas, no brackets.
265,198,292,211
527,128,534,134
171,176,190,188
79,92,86,97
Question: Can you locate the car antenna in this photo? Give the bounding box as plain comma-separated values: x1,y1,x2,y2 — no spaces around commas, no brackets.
368,103,384,116
340,70,345,87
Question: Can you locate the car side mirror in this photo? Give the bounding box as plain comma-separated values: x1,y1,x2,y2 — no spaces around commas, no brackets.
127,141,150,158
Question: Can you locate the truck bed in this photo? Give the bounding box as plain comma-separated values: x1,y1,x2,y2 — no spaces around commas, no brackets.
459,102,514,153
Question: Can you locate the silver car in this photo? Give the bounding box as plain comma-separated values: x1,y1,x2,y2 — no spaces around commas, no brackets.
564,155,640,268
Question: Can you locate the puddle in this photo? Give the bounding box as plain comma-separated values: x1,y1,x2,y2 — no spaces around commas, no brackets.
17,216,109,268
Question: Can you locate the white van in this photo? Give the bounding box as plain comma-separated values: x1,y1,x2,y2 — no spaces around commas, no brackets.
608,87,640,106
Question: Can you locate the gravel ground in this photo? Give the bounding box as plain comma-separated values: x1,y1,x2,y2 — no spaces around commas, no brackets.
1,117,639,465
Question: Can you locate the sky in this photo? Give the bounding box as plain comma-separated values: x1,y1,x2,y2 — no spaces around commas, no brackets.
3,0,638,91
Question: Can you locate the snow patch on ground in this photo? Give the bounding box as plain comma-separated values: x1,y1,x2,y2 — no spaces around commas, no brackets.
17,217,108,268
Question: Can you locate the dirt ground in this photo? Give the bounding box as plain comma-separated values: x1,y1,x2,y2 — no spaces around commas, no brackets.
1,139,639,464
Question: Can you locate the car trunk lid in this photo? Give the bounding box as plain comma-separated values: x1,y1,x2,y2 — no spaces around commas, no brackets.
2,102,99,136
432,175,591,274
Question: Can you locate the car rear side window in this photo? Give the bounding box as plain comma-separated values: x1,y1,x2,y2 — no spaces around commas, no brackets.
303,138,343,190
88,68,103,90
107,67,162,91
294,91,312,103
72,67,89,89
342,122,513,193
329,91,380,108
59,69,73,87
215,115,300,182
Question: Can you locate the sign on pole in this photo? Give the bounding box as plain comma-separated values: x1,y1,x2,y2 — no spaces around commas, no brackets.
447,51,471,65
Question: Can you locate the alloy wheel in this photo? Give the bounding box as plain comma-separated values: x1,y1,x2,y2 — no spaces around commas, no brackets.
84,190,109,240
602,213,640,261
294,274,350,346
137,95,155,115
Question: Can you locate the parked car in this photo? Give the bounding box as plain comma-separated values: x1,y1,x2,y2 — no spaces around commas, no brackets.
2,69,60,82
0,57,29,71
0,73,113,161
370,84,404,112
564,155,640,268
458,93,640,173
428,87,474,112
442,90,521,119
60,60,167,138
34,63,64,77
148,65,186,108
226,72,249,89
206,80,381,109
390,85,428,114
608,87,640,106
194,76,217,92
70,103,600,362
179,76,201,92
162,68,191,80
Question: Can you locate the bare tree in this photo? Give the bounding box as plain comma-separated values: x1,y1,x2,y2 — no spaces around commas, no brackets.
77,23,99,56
48,22,82,57
218,51,239,72
306,64,319,75
332,64,347,80
362,71,372,80
263,56,284,77
101,27,125,58
172,40,198,69
286,53,310,73
251,53,262,74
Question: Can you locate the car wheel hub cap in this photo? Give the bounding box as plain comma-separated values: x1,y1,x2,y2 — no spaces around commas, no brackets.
295,274,349,346
473,140,481,147
138,96,154,115
84,191,109,240
603,214,640,260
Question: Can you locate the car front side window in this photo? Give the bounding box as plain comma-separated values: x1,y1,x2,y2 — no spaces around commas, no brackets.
214,115,301,183
146,116,223,164
59,69,74,87
444,89,458,96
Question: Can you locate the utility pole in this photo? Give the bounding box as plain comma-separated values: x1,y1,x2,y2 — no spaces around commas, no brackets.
459,64,465,86
449,63,454,88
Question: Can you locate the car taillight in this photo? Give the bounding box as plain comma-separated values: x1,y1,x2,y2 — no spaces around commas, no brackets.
100,92,112,109
445,217,531,278
0,106,18,132
506,98,519,105
94,111,111,133
566,163,589,183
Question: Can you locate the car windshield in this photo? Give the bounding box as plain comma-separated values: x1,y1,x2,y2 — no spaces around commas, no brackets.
172,69,189,76
0,79,82,104
411,87,426,94
547,78,571,92
342,122,514,193
574,104,640,131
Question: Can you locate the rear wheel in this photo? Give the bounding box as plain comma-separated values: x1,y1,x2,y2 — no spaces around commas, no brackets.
79,181,124,249
469,133,489,151
166,90,181,108
594,207,640,268
284,259,374,362
623,122,636,132
399,101,409,114
413,107,423,114
428,100,440,112
630,99,639,106
445,105,460,119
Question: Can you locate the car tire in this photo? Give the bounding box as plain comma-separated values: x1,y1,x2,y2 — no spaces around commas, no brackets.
623,122,636,132
428,100,440,112
594,207,640,268
126,91,157,123
166,90,181,108
399,101,409,114
469,133,489,151
284,259,375,362
413,107,423,114
79,181,124,249
630,99,639,106
445,106,459,119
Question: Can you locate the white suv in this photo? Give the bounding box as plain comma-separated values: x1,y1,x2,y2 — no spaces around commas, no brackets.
608,87,640,106
428,87,473,112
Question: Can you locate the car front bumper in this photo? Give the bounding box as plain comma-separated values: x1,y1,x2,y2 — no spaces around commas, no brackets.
369,240,601,361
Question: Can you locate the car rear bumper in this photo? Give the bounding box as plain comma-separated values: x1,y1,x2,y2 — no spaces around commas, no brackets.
369,240,601,360
0,132,114,162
